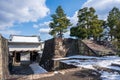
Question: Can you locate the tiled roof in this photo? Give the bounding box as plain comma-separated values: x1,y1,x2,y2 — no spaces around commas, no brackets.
9,35,40,43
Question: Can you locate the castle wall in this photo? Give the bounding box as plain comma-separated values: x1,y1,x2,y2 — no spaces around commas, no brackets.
0,35,9,80
40,38,79,71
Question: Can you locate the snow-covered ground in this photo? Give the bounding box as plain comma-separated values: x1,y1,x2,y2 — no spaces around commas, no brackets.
29,63,47,74
100,71,120,80
60,55,120,80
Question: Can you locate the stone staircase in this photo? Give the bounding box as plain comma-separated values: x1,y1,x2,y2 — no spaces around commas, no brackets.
81,40,116,56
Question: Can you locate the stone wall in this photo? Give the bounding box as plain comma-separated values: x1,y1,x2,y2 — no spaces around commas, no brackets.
59,62,77,69
78,40,98,56
54,38,79,57
40,38,55,71
0,35,9,80
40,38,79,71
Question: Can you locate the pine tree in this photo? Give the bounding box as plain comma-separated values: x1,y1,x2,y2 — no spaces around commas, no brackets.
115,22,120,55
107,7,120,55
70,7,103,40
49,6,71,38
107,7,120,40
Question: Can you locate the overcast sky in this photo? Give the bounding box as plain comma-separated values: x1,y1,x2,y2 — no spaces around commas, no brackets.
0,0,120,41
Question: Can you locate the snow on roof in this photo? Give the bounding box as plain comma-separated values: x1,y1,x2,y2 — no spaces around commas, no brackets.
10,35,40,43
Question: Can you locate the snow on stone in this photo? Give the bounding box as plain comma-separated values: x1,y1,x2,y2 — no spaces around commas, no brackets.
107,66,120,71
53,57,68,60
67,55,98,59
29,63,47,74
61,59,96,69
61,55,100,69
100,71,120,80
61,55,120,69
95,56,120,68
53,55,98,61
60,55,120,80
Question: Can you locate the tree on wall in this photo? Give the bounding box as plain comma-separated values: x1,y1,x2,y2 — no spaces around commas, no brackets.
70,26,88,39
107,7,120,40
49,6,71,38
115,21,120,52
89,19,104,41
107,7,120,55
70,7,103,40
115,22,120,40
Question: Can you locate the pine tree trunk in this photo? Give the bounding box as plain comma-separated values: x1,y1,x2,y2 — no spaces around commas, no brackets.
59,30,63,38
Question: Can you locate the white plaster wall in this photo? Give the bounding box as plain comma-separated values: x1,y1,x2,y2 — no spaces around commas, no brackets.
9,43,41,51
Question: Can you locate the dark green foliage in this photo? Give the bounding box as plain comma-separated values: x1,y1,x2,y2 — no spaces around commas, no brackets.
89,20,104,40
70,27,88,39
70,7,103,40
49,6,71,38
107,7,120,55
115,22,120,40
115,22,120,54
107,7,120,40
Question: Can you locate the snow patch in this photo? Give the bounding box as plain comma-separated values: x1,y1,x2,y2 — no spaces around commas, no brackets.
29,63,47,74
60,55,120,80
100,71,120,80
